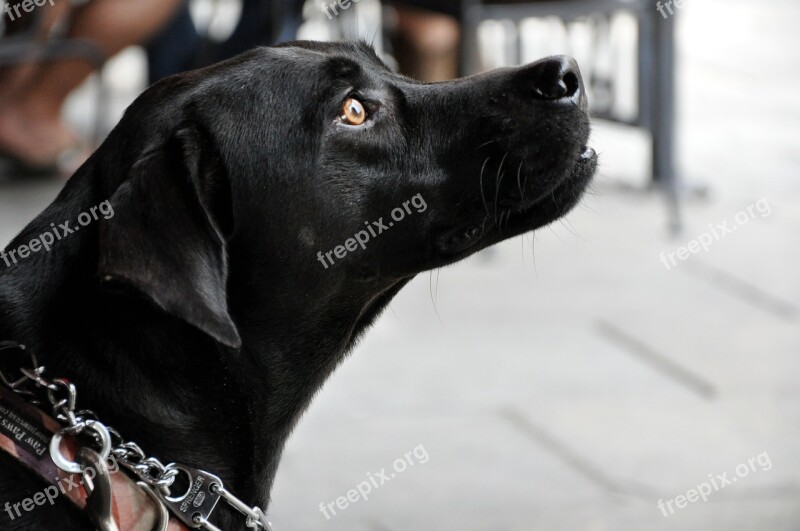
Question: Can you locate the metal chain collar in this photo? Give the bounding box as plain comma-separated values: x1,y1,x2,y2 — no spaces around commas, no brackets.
0,341,272,531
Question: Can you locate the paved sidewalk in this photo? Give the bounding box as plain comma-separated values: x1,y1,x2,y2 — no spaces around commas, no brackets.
268,2,800,529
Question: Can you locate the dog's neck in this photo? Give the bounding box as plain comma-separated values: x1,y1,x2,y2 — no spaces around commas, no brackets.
0,174,408,515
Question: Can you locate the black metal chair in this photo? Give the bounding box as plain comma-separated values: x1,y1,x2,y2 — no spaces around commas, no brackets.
460,0,681,230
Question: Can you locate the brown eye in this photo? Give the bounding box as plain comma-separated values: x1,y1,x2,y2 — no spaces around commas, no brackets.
340,98,367,125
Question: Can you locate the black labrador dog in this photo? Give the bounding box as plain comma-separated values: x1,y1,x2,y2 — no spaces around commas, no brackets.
0,41,596,529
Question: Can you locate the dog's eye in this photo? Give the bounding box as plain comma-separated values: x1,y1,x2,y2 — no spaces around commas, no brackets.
340,98,367,126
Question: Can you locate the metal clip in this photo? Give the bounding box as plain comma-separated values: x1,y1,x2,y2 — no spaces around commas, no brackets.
137,482,170,531
80,447,119,531
156,465,224,529
80,448,170,531
156,464,271,530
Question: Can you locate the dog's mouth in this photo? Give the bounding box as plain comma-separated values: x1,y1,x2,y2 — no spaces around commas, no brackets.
436,145,597,257
438,220,497,255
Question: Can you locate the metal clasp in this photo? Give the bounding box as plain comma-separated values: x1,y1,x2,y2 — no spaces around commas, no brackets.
80,447,119,531
50,420,112,474
156,465,223,529
80,447,170,531
156,464,271,530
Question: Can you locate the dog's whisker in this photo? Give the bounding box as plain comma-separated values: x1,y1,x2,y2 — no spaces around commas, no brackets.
435,268,441,308
479,156,492,216
530,233,539,278
522,164,531,197
480,214,492,234
474,139,497,152
494,152,509,224
551,189,561,211
520,232,526,264
428,270,442,324
547,224,566,242
563,216,587,241
516,159,525,202
0,342,23,352
558,218,579,238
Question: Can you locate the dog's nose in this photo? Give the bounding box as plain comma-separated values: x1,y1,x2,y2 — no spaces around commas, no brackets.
525,55,587,113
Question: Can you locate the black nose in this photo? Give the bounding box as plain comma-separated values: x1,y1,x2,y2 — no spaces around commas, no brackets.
525,55,587,113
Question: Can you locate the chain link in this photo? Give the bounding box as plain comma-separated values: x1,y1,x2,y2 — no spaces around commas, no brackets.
0,342,272,530
2,345,180,489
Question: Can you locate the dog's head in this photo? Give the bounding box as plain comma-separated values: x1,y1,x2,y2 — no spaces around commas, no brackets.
94,41,596,347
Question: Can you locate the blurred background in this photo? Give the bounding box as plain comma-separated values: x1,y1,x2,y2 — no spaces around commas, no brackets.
1,0,799,529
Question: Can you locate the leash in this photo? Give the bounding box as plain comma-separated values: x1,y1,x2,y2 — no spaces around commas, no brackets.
0,341,273,531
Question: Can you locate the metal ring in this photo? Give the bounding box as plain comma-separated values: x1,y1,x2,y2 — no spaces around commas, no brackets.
50,421,112,474
162,465,193,502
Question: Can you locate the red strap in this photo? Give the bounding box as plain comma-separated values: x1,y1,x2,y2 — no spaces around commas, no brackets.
0,386,187,530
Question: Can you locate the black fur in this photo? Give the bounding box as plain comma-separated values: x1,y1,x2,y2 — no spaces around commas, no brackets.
0,41,596,530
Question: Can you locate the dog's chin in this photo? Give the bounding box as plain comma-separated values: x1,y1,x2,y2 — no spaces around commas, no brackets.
435,146,597,260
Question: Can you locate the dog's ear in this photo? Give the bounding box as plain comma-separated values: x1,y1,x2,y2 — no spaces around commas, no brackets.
98,124,241,349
